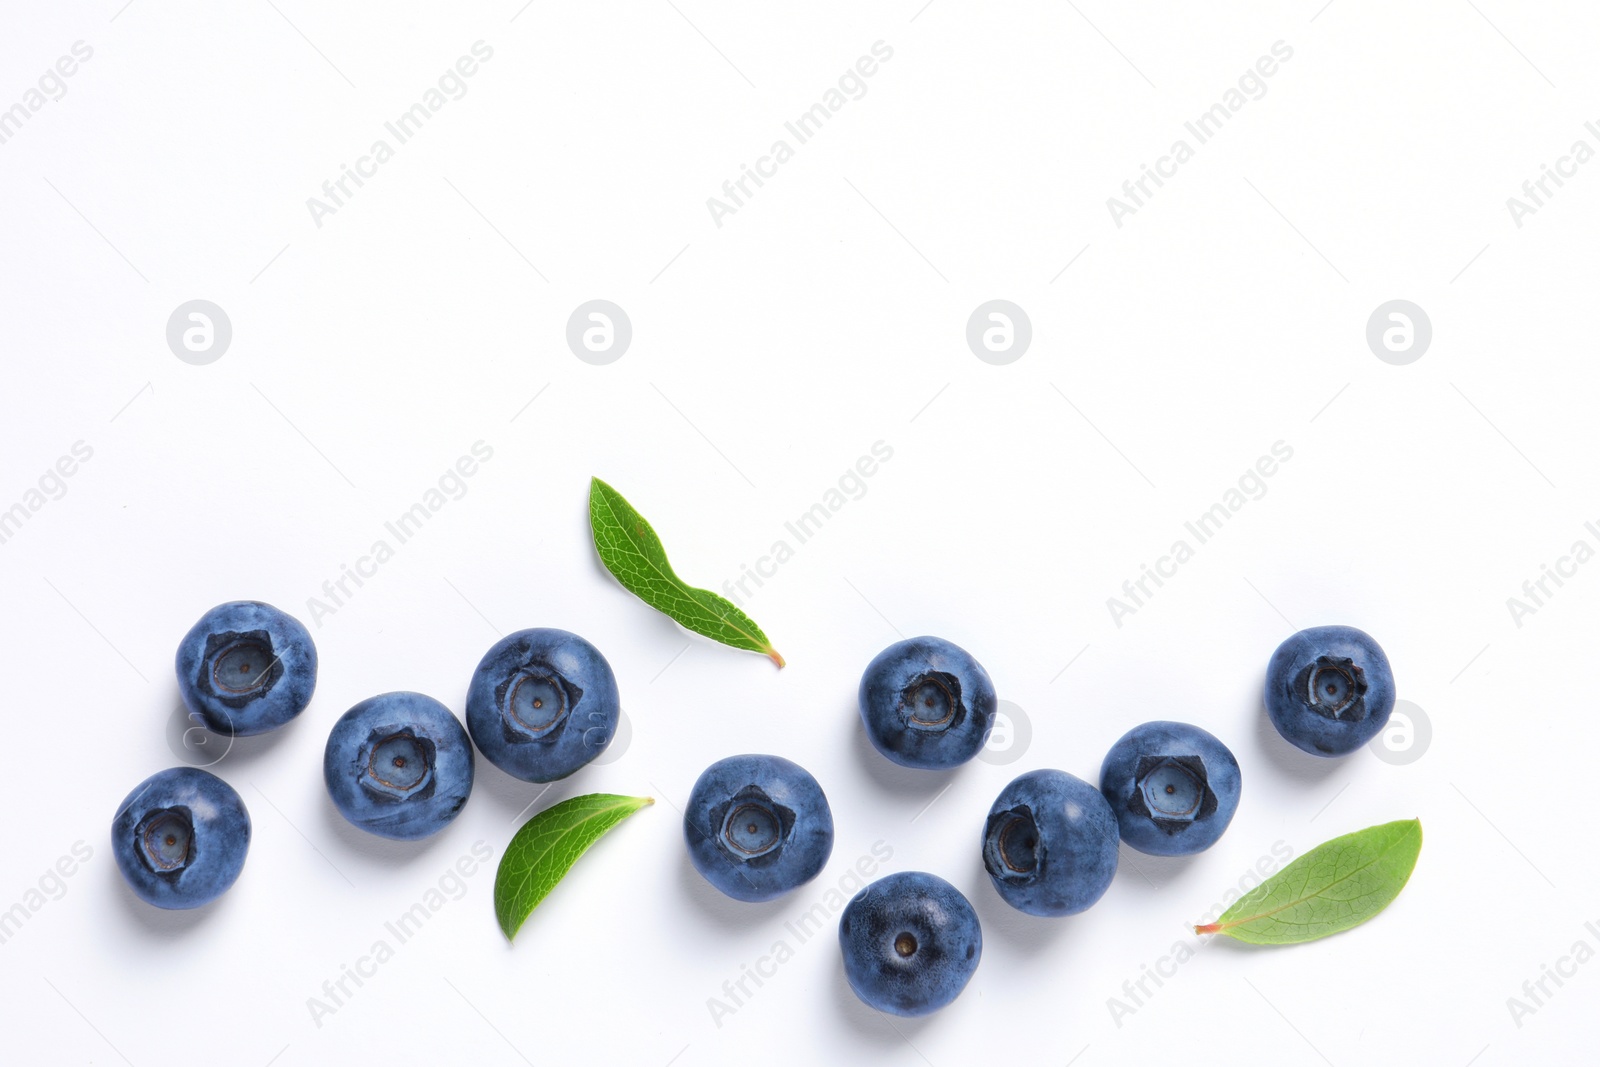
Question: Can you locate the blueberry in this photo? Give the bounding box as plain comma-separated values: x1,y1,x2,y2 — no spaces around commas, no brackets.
858,636,997,769
111,767,250,909
839,871,982,1016
175,601,317,736
982,769,1119,916
684,754,834,902
465,628,620,783
1265,625,1395,757
1100,721,1241,856
324,692,475,840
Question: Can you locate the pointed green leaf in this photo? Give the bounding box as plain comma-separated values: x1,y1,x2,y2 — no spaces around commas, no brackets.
1195,819,1422,945
589,476,784,667
494,793,653,942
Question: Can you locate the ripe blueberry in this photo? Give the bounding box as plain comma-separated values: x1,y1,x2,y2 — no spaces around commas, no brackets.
1265,625,1395,756
839,871,982,1016
175,600,317,736
324,692,475,840
466,628,620,783
684,754,834,902
112,767,250,909
858,636,997,769
982,769,1119,916
1100,721,1241,856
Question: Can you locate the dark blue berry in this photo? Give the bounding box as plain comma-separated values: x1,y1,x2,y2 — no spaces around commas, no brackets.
175,601,317,736
112,767,250,909
1265,625,1395,756
684,754,833,902
839,871,982,1016
858,637,997,769
324,692,475,840
466,628,620,782
983,769,1119,915
1100,721,1241,856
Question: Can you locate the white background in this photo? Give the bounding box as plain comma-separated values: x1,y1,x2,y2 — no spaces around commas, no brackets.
1,2,1594,1064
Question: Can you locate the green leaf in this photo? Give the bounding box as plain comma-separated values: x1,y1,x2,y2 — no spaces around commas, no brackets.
494,793,653,942
1195,819,1422,945
589,476,784,667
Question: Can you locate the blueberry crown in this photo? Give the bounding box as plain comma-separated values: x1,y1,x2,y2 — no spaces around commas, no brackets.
1295,655,1369,722
198,630,284,708
1128,755,1218,835
897,671,965,733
